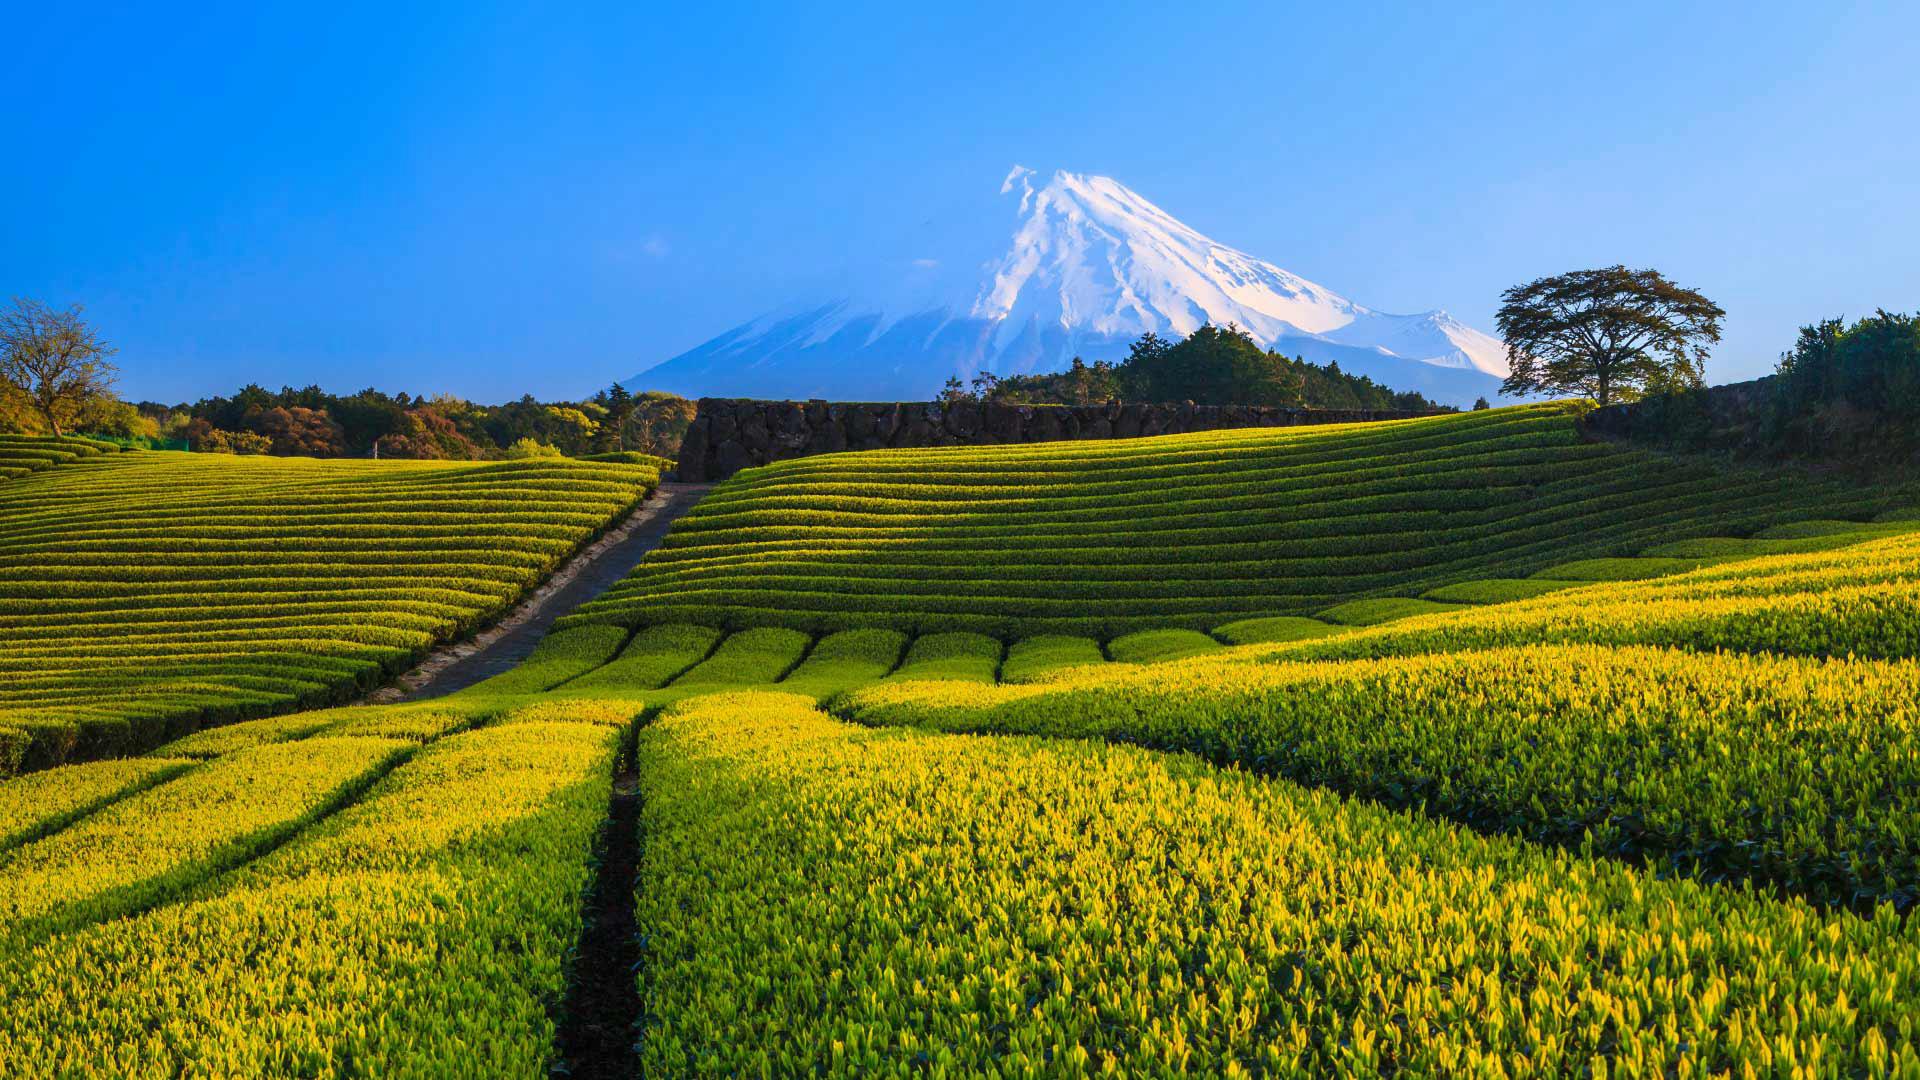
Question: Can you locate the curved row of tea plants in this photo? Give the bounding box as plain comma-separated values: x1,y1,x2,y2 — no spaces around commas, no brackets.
0,450,657,775
565,403,1911,638
0,678,639,1075
0,435,131,482
635,692,1920,1075
1298,527,1920,663
842,640,1920,909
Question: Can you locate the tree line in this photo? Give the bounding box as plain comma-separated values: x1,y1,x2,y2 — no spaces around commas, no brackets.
942,325,1455,411
7,269,1911,461
1613,308,1920,467
0,298,693,459
154,382,693,459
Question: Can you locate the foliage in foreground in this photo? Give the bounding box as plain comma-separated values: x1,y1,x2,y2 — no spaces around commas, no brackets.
636,692,1920,1076
843,642,1920,909
0,717,617,1077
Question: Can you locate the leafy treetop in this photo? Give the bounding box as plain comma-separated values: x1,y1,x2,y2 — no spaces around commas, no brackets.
945,325,1449,412
1496,266,1723,406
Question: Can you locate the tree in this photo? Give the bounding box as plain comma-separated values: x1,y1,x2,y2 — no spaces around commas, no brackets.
1128,324,1308,407
542,406,600,454
183,420,271,454
0,298,119,436
74,397,160,440
1473,396,1491,411
1496,267,1723,405
599,382,636,452
248,405,346,456
374,406,484,460
0,383,40,432
1775,310,1920,412
954,328,1442,410
621,392,695,455
505,437,562,459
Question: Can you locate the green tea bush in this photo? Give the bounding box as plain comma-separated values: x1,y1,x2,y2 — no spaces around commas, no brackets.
0,721,617,1075
776,629,908,699
999,635,1105,683
845,639,1920,908
1105,627,1221,663
637,692,1920,1074
885,632,1001,683
561,623,724,693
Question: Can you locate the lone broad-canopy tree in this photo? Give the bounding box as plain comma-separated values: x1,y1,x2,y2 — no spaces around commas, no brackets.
1496,267,1723,406
0,298,119,437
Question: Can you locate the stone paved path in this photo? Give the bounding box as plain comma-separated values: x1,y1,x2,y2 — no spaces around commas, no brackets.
369,482,711,703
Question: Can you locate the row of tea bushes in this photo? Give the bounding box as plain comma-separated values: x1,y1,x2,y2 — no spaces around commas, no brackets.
842,640,1920,909
0,738,408,946
0,704,622,1075
388,512,1919,728
0,450,656,775
635,693,1920,1074
1293,527,1920,664
0,435,131,482
566,403,1911,638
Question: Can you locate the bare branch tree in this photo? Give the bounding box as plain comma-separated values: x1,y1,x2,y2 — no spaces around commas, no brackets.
0,298,119,437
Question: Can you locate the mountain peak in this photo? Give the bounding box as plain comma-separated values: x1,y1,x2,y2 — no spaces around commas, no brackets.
634,167,1507,404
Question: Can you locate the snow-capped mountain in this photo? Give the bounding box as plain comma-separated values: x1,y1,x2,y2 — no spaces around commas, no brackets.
633,167,1508,405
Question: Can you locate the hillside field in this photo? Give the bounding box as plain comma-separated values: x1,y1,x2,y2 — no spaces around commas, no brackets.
0,438,657,774
5,406,1920,1075
566,402,1906,635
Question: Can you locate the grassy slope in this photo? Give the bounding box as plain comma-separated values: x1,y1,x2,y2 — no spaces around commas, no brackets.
0,449,655,774
563,402,1909,637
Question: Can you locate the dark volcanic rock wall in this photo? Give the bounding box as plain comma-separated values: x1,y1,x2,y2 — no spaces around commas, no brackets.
676,398,1442,481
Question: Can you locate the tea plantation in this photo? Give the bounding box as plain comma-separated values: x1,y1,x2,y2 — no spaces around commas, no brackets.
0,439,657,774
564,402,1906,636
6,408,1920,1075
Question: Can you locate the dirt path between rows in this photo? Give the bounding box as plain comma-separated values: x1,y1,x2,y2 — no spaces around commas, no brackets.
361,481,711,704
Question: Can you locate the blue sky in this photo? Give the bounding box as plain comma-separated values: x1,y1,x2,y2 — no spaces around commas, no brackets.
6,1,1916,403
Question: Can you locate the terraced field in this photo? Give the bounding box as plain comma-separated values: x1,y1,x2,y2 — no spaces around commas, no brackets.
8,404,1920,1074
565,402,1909,636
0,435,132,482
0,448,656,775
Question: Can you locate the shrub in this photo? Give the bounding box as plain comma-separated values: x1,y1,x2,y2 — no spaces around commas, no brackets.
505,437,562,460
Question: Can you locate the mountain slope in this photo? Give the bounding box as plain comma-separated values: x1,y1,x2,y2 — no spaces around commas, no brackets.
634,167,1509,405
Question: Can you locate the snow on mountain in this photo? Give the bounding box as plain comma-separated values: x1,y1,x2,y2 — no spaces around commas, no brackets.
633,167,1508,406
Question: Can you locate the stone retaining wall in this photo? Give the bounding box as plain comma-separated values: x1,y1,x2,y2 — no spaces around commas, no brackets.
1580,377,1776,443
676,398,1443,481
